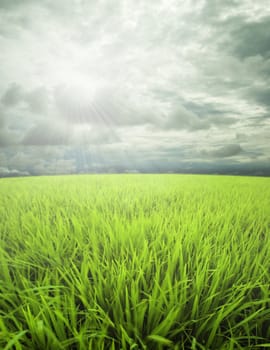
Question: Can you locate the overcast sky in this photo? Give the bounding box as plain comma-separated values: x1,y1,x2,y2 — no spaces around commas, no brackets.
0,0,270,176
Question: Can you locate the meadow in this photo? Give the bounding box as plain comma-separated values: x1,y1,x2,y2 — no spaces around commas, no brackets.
0,174,269,350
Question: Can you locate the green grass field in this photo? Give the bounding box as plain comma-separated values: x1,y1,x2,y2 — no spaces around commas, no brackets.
0,174,270,349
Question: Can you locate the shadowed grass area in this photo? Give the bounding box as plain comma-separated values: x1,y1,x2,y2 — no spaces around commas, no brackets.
0,174,270,349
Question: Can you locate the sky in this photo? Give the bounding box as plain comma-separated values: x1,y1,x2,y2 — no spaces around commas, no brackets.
0,0,270,176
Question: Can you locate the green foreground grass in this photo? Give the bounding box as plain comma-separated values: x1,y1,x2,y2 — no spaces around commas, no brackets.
0,174,270,350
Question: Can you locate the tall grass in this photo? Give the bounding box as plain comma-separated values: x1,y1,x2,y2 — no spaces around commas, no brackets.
0,174,269,349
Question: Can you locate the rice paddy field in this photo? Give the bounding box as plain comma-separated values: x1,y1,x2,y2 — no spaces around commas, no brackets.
0,174,270,350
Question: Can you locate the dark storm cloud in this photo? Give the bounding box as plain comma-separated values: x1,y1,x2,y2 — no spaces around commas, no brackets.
246,86,270,109
183,100,235,119
202,144,243,158
229,18,270,59
0,166,29,177
163,104,237,131
0,0,33,9
164,106,210,131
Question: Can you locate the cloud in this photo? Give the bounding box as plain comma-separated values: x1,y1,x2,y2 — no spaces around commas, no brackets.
0,127,19,147
202,144,243,158
22,120,121,146
25,87,49,114
0,0,33,9
0,166,29,177
31,158,76,175
246,85,270,109
0,0,269,175
229,18,270,59
0,108,5,128
1,84,50,113
1,83,24,107
22,121,71,146
164,105,210,131
163,103,237,131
